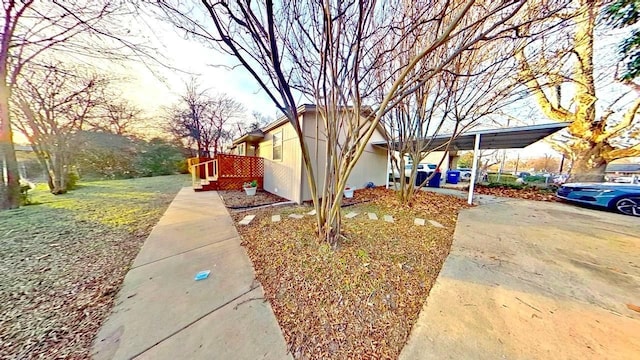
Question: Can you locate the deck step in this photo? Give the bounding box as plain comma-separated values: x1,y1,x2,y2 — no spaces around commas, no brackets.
200,179,210,185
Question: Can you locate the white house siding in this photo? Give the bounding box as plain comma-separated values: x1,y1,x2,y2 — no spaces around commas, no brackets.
420,151,449,172
259,122,303,203
300,112,387,201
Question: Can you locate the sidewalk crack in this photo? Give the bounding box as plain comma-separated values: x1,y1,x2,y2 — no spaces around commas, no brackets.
131,235,239,270
132,283,261,359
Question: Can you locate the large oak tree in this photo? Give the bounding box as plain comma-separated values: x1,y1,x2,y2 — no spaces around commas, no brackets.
517,0,640,182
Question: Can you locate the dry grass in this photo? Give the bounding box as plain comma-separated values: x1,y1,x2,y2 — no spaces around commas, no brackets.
233,187,470,359
0,175,189,359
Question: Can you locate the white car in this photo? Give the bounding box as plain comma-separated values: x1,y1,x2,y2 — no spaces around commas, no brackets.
613,176,636,184
391,163,436,180
456,168,473,180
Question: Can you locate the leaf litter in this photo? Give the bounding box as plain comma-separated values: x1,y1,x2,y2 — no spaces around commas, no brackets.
231,187,470,359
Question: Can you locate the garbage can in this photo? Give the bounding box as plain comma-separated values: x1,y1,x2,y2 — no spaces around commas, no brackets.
446,170,461,184
415,171,428,187
428,172,441,188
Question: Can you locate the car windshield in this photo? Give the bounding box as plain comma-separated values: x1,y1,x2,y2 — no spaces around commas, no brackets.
426,164,436,169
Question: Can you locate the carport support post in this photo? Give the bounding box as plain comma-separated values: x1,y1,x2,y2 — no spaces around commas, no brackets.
385,148,390,189
467,133,481,205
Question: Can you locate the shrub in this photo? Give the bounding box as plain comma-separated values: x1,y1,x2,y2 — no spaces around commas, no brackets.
487,174,517,184
136,138,184,177
18,180,37,206
66,170,80,190
524,175,547,183
73,131,139,179
486,182,524,190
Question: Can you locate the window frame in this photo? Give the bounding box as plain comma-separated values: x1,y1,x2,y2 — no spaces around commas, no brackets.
272,130,283,161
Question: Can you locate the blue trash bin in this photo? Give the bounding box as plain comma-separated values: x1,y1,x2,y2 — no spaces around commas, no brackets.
428,172,441,188
446,170,460,184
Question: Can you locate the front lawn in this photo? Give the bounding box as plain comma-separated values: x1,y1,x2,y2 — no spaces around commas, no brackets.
0,175,189,359
233,187,470,359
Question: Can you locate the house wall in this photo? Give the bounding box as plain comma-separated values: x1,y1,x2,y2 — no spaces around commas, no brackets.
300,111,387,202
257,121,303,203
420,151,449,172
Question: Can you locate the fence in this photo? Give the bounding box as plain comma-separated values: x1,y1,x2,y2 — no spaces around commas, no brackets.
188,154,264,191
216,154,264,190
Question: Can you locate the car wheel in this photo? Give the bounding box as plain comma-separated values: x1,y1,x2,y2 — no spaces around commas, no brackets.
614,196,640,217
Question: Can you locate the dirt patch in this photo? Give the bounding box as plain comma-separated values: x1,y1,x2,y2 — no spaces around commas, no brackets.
233,187,470,359
219,189,288,209
0,175,188,359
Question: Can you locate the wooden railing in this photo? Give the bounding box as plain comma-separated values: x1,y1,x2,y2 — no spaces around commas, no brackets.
187,154,264,190
187,157,218,189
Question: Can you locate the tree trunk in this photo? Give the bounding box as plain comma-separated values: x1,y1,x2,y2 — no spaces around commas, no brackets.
46,151,67,195
0,85,20,209
568,145,607,183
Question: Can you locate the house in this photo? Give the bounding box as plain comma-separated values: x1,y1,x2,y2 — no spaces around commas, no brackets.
605,163,640,175
229,104,388,203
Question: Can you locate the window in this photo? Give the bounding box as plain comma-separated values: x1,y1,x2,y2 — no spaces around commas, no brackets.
238,143,245,156
272,131,283,161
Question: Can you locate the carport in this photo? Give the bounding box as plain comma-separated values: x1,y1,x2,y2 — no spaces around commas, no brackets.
372,122,571,204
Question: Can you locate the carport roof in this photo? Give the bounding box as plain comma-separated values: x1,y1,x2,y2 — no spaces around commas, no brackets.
372,122,571,151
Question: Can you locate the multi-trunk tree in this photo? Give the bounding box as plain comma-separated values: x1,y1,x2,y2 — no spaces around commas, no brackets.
517,0,640,182
168,80,245,157
380,32,527,204
157,0,571,245
1,0,158,208
11,64,108,194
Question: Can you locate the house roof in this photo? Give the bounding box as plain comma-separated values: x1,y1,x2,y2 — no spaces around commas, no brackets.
231,129,265,146
15,145,33,152
372,122,571,151
606,163,640,173
231,104,387,145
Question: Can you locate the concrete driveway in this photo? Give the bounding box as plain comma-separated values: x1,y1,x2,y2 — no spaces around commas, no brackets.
401,199,640,359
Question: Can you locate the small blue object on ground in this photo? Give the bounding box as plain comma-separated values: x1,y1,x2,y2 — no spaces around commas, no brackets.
194,270,211,281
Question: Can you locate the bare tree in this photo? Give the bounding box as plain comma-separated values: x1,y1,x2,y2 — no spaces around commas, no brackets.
90,100,145,136
207,93,245,156
1,0,161,208
168,80,244,157
12,64,108,194
382,33,527,203
517,0,640,182
157,0,570,245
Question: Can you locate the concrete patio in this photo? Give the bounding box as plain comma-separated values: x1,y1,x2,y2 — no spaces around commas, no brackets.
91,188,290,360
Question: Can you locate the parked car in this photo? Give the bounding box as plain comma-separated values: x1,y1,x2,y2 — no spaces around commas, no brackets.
553,174,569,185
612,176,636,183
391,163,436,180
556,182,640,217
456,168,473,180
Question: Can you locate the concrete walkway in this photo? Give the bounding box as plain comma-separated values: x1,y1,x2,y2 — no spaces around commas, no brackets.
92,188,290,360
400,199,640,359
422,186,508,205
